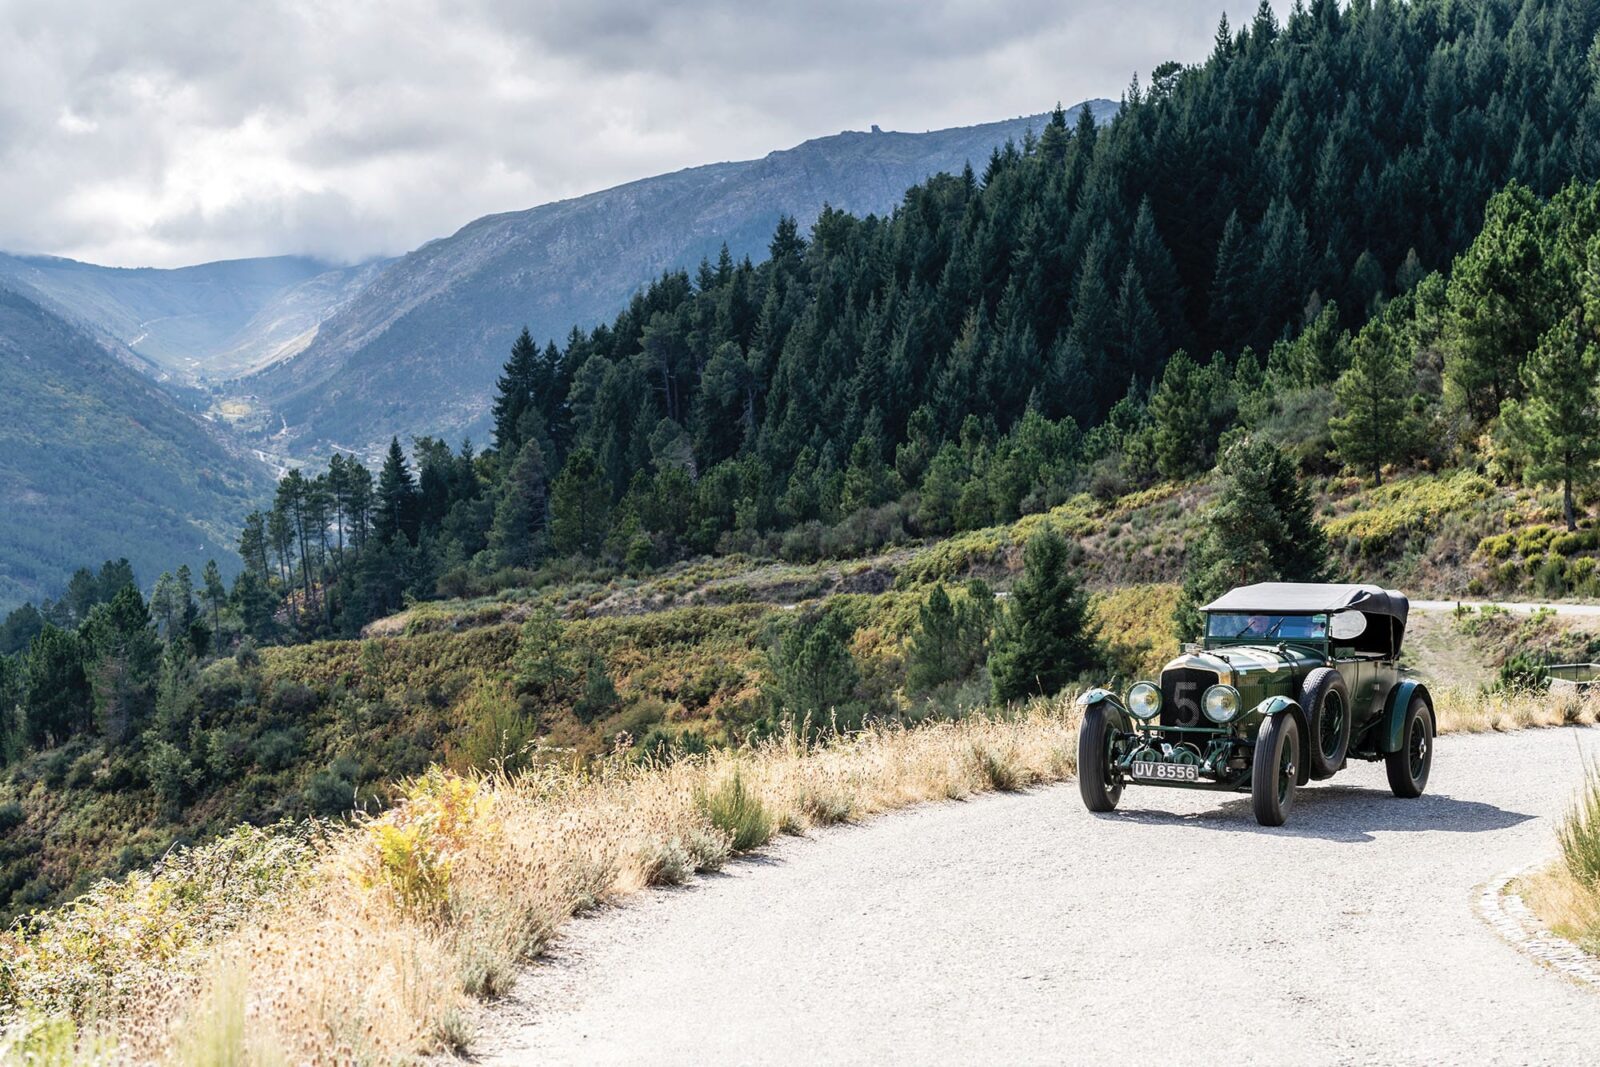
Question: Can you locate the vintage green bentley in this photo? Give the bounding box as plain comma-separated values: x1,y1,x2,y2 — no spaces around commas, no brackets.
1076,583,1434,826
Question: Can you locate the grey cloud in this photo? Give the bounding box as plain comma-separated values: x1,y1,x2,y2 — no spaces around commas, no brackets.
0,1,1289,268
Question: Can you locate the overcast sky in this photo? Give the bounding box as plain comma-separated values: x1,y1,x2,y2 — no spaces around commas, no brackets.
0,1,1287,268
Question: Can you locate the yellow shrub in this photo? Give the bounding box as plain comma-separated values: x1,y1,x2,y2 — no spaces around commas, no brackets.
359,770,493,917
1324,471,1493,551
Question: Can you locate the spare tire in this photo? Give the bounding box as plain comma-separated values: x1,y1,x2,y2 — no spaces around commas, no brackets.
1300,667,1351,780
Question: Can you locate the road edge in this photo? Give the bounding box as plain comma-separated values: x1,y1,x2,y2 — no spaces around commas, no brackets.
1477,862,1600,990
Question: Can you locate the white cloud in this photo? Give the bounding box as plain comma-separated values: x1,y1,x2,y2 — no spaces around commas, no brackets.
0,1,1287,267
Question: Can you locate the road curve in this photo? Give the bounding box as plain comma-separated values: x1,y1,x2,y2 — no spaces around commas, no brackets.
476,728,1600,1066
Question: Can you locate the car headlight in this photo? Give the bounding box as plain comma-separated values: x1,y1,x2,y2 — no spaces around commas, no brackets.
1126,681,1161,720
1202,684,1241,723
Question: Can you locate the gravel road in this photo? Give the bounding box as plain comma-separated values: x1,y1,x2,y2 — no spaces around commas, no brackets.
476,728,1600,1066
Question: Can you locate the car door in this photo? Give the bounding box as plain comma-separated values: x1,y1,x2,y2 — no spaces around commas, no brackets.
1334,659,1365,715
1352,659,1389,729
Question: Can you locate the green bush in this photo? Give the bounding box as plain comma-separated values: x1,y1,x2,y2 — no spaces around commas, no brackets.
696,768,775,851
251,728,301,773
0,801,23,832
971,741,1022,791
146,740,202,810
302,757,360,818
1497,651,1550,692
1551,529,1600,557
1535,555,1569,598
1558,760,1600,887
1516,524,1557,557
1478,533,1515,559
1570,556,1598,592
637,727,710,763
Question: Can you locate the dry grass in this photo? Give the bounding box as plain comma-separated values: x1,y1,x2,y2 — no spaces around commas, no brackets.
3,701,1080,1064
8,680,1597,1064
1522,756,1600,956
1432,685,1600,735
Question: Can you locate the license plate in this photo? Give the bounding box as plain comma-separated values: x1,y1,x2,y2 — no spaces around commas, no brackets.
1132,760,1198,782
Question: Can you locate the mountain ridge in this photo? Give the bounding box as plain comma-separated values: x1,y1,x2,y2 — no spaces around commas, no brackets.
245,102,1118,456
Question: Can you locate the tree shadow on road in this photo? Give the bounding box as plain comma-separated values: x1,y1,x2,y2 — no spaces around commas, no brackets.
1109,785,1536,843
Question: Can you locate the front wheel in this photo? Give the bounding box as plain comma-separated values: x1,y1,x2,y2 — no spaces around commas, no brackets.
1077,702,1124,813
1252,713,1299,827
1385,696,1434,798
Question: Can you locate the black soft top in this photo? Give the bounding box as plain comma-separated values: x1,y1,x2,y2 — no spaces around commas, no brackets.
1203,583,1409,656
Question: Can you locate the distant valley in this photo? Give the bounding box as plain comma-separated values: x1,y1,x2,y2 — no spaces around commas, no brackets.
0,286,271,610
0,253,386,384
0,103,1111,607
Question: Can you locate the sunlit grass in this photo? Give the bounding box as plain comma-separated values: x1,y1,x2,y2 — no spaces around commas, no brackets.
5,679,1594,1064
2,700,1081,1063
1431,685,1600,734
1522,756,1600,956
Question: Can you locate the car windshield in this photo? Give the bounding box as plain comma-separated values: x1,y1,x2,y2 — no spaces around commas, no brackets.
1206,612,1327,641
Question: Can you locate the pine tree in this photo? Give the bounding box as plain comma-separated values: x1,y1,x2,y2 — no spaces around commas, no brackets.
149,572,180,639
1329,324,1419,485
574,652,621,723
1116,263,1165,383
988,529,1099,701
841,427,896,514
1067,235,1117,415
488,439,550,568
1175,438,1331,638
1210,210,1253,349
238,512,270,581
1149,351,1233,479
80,584,158,743
907,580,995,694
374,437,419,546
1130,197,1185,347
1039,102,1070,166
549,448,611,557
768,609,860,728
1443,183,1551,423
492,328,541,455
1505,314,1600,530
0,656,23,764
24,625,91,745
201,560,227,638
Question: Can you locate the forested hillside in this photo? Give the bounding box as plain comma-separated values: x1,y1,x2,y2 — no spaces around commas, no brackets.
0,287,270,611
245,105,1116,454
193,0,1600,640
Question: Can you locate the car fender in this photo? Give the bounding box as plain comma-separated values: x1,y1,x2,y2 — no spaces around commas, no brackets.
1379,679,1433,754
1253,695,1310,786
1076,688,1133,731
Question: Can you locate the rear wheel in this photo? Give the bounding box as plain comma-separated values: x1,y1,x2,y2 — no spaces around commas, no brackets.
1301,667,1351,780
1252,713,1299,827
1077,702,1124,813
1385,695,1434,798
